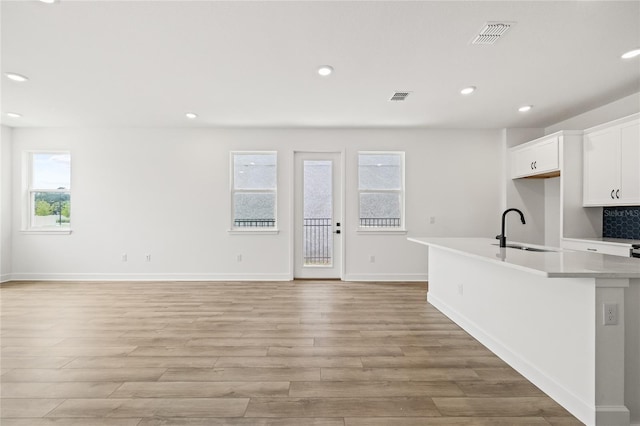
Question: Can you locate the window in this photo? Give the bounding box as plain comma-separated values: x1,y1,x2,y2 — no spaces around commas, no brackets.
358,152,404,229
231,152,277,229
27,152,71,231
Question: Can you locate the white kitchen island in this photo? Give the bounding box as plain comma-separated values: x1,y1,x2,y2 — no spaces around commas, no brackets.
409,237,640,426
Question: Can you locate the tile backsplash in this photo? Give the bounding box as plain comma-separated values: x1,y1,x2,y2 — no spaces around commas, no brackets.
603,206,640,240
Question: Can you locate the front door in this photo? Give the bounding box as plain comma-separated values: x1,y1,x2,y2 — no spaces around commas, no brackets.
294,152,342,279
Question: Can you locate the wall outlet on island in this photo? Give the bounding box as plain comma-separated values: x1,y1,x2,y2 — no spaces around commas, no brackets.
603,303,618,325
457,283,464,296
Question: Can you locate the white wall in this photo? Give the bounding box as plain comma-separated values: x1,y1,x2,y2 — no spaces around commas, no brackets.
1,125,13,282
8,127,503,281
546,93,640,134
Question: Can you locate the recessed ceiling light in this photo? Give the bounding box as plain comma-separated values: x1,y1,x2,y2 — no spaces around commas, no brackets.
317,65,333,77
4,72,29,82
460,86,476,95
185,112,198,119
621,48,640,59
6,112,22,118
518,105,533,113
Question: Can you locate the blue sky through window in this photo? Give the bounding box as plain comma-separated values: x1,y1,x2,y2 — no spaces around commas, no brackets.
32,153,71,189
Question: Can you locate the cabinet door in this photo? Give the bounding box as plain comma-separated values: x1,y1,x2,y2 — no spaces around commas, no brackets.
512,146,534,178
532,138,559,173
583,129,620,205
511,137,558,178
620,121,640,204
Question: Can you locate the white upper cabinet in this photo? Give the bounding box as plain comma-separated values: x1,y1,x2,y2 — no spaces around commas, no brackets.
583,115,640,206
511,135,559,179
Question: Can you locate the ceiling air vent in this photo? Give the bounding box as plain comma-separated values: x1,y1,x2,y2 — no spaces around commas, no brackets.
471,22,513,45
390,91,411,101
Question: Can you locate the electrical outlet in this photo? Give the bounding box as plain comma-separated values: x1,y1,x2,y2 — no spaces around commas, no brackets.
369,255,375,263
236,254,242,262
457,283,464,296
145,254,151,262
121,253,127,262
603,303,618,325
430,216,436,224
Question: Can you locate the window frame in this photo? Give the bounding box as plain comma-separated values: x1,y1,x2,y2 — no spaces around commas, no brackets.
229,151,278,234
22,150,72,234
357,151,406,233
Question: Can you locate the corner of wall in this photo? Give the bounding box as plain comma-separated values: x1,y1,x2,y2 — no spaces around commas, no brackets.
1,125,13,282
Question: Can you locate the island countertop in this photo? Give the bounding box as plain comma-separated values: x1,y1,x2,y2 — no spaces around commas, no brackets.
408,237,640,279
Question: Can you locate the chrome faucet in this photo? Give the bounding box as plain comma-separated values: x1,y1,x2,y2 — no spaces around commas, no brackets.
497,208,526,248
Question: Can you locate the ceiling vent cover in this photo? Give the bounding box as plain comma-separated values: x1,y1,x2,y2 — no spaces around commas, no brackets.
390,91,411,101
472,22,513,45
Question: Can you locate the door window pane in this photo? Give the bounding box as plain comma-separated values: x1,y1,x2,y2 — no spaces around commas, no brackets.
303,160,333,265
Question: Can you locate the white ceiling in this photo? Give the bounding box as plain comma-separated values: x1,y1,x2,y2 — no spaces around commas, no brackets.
1,0,639,129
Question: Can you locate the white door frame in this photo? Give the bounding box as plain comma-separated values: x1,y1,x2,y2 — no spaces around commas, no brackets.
290,150,345,280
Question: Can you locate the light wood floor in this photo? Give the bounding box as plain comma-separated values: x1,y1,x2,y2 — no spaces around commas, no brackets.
0,280,583,426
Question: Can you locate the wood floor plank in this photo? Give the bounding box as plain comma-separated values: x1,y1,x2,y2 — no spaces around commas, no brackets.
360,356,507,368
128,346,268,357
432,397,571,417
64,356,217,369
245,397,441,417
1,382,123,398
1,368,166,382
47,398,249,418
160,367,320,382
111,381,290,398
320,367,479,381
215,356,363,368
267,346,404,357
137,418,345,426
0,399,64,417
0,419,142,426
344,417,552,425
289,381,464,397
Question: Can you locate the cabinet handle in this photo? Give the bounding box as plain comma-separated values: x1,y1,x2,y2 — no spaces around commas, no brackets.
531,162,534,170
611,189,615,199
533,161,537,169
616,189,620,199
587,248,598,252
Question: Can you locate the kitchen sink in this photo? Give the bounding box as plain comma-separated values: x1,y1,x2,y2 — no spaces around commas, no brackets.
491,243,557,253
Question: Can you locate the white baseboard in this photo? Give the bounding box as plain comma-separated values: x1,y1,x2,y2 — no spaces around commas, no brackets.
428,292,596,426
3,272,428,283
596,406,630,426
343,273,427,282
5,272,292,282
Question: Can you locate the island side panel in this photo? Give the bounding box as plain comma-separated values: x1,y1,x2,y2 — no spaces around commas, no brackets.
427,245,596,425
626,280,640,426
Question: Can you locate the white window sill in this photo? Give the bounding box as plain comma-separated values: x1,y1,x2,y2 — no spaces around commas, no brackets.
228,229,279,235
21,229,73,235
357,228,407,235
